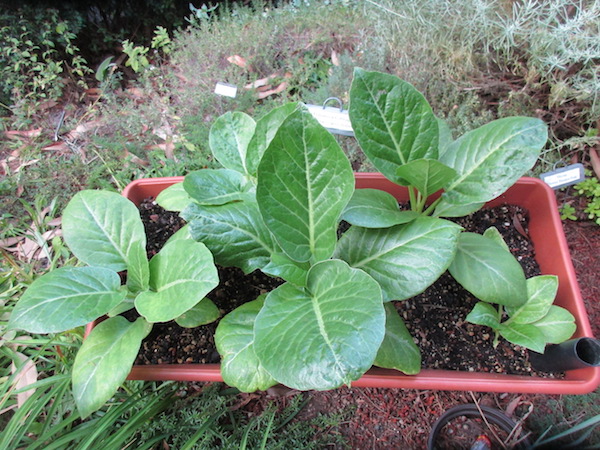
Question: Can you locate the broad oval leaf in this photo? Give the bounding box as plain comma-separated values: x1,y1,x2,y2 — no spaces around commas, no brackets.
395,159,457,198
182,201,276,274
499,322,547,353
135,239,219,323
175,298,220,328
532,305,576,344
335,217,462,301
466,302,501,330
374,303,421,374
156,182,192,212
257,105,354,263
483,226,510,252
9,267,126,333
506,275,558,324
246,102,298,176
435,117,548,217
72,316,151,418
349,68,438,183
341,189,419,228
183,169,253,205
215,296,277,392
62,190,146,271
449,232,527,307
209,111,256,175
254,260,385,390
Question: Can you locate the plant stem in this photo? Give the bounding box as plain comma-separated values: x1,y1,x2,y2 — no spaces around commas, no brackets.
423,197,442,216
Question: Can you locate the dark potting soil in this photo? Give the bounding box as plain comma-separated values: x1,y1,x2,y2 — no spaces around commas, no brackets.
134,198,560,377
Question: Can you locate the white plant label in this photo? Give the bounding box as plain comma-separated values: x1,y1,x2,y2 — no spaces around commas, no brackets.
306,104,354,136
214,82,238,98
540,163,585,189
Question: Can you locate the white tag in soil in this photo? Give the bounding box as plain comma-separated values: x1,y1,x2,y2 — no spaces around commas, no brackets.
214,82,238,98
306,104,354,136
540,163,585,189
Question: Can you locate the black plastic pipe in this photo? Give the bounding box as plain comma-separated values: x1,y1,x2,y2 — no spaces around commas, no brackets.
529,337,600,373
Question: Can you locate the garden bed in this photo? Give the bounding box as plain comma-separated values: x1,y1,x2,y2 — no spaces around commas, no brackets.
134,198,561,378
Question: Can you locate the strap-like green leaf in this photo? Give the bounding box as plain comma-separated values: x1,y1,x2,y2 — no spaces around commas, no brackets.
215,296,277,392
341,189,419,228
254,260,385,390
62,190,146,271
335,217,462,301
257,105,354,263
349,68,438,183
209,111,256,175
9,266,126,333
374,303,421,374
435,117,547,217
135,239,219,323
449,232,527,307
182,201,276,274
72,316,151,417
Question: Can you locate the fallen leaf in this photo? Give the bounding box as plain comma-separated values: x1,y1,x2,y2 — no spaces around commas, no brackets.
331,50,340,66
4,129,42,139
227,54,248,69
43,142,70,151
256,81,288,99
10,352,38,408
65,120,103,140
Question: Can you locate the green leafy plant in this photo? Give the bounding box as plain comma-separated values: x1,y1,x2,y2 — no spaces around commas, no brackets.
576,171,600,225
8,191,219,417
155,68,574,393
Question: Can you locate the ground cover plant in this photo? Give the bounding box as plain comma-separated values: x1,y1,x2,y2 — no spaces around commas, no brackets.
1,0,600,447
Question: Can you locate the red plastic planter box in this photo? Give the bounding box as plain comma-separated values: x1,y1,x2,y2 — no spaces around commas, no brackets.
100,173,599,394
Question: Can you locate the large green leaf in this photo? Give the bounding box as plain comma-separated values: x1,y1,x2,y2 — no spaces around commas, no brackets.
209,111,256,175
254,260,385,390
435,117,548,217
349,68,438,183
215,296,277,392
155,182,192,212
449,232,527,307
256,106,354,263
395,159,457,198
532,305,576,344
72,316,151,417
341,189,419,228
261,253,310,286
506,275,558,324
246,103,298,177
9,267,126,333
374,303,421,374
175,298,220,328
62,190,146,271
135,239,218,323
183,169,253,205
335,217,462,301
499,322,547,353
182,201,276,273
